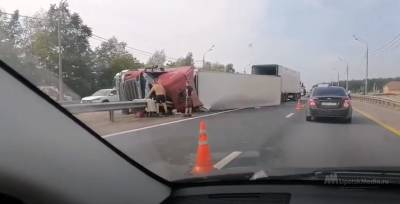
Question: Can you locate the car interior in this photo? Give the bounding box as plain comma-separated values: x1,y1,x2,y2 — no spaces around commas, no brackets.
1,60,400,203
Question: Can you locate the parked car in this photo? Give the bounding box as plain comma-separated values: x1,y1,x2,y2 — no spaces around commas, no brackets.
81,89,118,103
306,86,352,123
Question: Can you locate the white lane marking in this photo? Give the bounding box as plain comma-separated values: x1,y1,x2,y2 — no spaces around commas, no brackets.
103,108,244,138
285,113,295,118
214,151,242,170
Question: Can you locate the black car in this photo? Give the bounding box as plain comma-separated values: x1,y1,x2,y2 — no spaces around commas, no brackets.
306,86,352,123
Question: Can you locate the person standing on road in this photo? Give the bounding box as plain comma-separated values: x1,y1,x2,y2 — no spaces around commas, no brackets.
184,81,193,117
147,80,168,116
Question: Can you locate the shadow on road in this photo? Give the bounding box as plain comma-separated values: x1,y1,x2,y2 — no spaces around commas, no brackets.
310,116,365,125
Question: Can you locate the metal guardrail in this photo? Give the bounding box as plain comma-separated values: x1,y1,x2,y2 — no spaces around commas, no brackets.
352,94,400,110
63,101,147,122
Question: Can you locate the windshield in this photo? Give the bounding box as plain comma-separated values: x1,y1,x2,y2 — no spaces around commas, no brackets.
312,87,347,97
1,0,400,184
92,89,111,96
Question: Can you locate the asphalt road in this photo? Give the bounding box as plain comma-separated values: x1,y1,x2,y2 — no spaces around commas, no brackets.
106,102,400,181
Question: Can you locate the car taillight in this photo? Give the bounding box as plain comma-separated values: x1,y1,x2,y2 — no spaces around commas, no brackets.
309,99,317,108
343,98,351,108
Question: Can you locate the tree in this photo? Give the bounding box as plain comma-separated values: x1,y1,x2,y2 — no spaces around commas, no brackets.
147,50,166,67
4,10,24,47
30,1,95,97
93,37,143,89
225,63,235,73
175,52,194,66
0,11,21,66
0,10,39,83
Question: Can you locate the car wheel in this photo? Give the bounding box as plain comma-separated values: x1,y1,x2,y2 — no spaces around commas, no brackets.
306,115,312,121
346,117,352,123
102,100,109,103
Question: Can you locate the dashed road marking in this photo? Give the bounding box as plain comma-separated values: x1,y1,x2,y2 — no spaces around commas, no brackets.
103,108,244,138
354,107,400,137
214,151,242,170
285,113,295,118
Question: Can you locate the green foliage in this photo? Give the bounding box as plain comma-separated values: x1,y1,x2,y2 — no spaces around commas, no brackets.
1,3,150,98
28,1,95,97
0,9,41,84
93,37,143,89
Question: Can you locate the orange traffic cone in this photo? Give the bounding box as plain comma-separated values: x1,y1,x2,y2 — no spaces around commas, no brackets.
295,99,303,111
192,120,214,175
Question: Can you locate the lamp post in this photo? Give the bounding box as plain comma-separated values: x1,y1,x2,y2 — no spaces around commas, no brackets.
202,44,215,69
332,68,340,86
353,35,369,95
338,57,349,90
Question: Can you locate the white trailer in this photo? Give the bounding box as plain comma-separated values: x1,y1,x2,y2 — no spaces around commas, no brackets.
197,71,281,110
251,64,301,102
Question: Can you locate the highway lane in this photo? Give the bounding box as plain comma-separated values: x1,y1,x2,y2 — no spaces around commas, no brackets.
106,103,400,180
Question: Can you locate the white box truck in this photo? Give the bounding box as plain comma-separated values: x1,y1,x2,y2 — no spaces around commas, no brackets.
197,71,281,110
252,64,301,102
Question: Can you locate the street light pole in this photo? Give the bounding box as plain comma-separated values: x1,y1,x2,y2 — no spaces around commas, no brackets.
332,68,339,86
353,35,369,95
338,57,349,90
346,63,349,90
366,44,369,94
57,19,63,102
202,44,215,69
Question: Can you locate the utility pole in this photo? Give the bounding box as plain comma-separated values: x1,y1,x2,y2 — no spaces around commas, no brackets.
337,72,340,86
57,10,63,102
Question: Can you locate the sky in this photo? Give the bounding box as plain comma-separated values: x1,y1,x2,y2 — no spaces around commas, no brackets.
1,0,400,88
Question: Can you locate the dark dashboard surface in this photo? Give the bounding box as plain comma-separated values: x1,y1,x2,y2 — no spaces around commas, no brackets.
164,184,400,204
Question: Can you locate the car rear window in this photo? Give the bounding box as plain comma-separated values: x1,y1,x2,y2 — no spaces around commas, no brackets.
312,87,346,96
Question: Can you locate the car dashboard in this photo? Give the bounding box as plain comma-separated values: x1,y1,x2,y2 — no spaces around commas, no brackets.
164,184,400,204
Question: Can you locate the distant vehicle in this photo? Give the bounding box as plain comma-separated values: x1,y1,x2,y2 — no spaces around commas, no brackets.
81,89,118,103
252,64,301,102
312,83,331,88
306,86,352,123
39,86,73,101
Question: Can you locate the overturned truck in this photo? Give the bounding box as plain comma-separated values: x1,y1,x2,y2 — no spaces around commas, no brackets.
114,66,202,113
115,66,284,113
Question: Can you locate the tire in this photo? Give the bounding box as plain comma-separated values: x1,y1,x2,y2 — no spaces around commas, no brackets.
306,115,312,121
346,117,352,123
102,100,109,103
